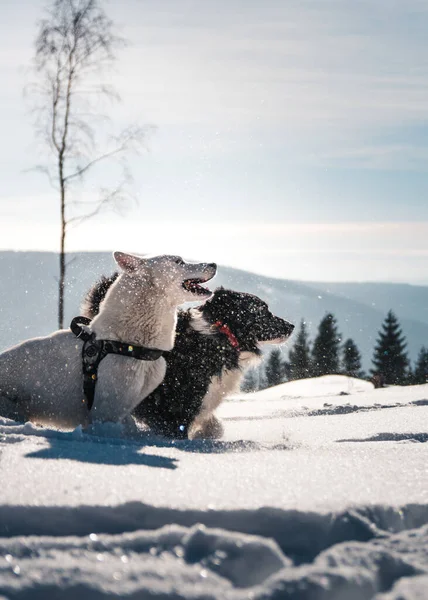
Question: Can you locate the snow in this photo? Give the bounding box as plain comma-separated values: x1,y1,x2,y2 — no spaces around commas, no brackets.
1,375,428,598
247,374,375,399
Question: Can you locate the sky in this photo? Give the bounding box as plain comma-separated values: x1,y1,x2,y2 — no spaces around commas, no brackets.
1,0,428,283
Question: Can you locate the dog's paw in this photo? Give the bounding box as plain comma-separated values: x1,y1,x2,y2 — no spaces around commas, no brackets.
190,415,224,440
83,420,126,439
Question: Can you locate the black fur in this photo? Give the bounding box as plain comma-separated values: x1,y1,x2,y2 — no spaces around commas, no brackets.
133,307,241,437
83,278,294,439
82,272,119,317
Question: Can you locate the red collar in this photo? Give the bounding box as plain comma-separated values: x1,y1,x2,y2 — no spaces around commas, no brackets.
214,321,240,350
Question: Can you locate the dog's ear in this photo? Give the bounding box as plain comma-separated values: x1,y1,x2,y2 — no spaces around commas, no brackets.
113,251,144,273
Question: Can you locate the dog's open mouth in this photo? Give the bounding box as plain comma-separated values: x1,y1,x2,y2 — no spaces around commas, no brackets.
182,277,213,297
258,336,290,346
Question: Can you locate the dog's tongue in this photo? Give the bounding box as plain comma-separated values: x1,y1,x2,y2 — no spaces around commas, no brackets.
183,278,212,297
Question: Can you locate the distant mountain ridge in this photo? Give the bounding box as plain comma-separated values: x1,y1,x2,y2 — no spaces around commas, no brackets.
307,281,428,327
0,251,427,371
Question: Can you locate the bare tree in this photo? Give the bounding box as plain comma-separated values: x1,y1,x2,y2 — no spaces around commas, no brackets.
28,0,150,328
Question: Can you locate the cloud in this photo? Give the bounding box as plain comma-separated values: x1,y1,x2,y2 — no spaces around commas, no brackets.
115,1,428,119
1,0,428,273
97,0,428,170
4,0,428,169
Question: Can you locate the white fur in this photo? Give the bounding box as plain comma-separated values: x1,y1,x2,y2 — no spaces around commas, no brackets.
188,351,261,440
188,309,214,335
0,253,216,429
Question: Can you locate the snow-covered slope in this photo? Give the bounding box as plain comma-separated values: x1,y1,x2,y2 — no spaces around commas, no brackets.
1,376,428,598
1,251,428,371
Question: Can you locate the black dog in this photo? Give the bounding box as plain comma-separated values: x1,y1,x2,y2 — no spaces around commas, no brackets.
82,276,294,439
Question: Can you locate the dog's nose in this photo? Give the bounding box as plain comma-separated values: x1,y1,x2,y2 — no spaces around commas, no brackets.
286,322,295,334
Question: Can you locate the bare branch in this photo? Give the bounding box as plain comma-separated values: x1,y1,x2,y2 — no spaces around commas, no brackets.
63,125,152,182
66,182,131,229
22,165,58,189
65,256,77,268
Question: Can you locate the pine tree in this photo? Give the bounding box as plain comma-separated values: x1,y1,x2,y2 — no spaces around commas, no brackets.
264,348,287,388
241,368,259,392
413,347,428,385
405,366,413,386
246,360,268,391
371,310,408,385
311,313,341,377
342,338,364,378
288,319,312,380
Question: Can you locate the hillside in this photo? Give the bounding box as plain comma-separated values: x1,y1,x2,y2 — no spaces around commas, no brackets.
308,281,428,326
0,251,427,371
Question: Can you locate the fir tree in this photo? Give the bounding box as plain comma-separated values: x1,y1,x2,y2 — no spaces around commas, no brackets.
241,368,259,392
405,365,414,386
288,319,312,380
371,310,408,385
251,360,268,391
413,347,428,385
342,338,364,378
311,313,341,377
264,348,287,388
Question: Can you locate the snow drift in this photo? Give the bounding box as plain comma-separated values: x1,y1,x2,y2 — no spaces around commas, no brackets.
1,375,428,598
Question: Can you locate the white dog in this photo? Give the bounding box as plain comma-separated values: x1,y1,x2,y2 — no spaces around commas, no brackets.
0,252,216,429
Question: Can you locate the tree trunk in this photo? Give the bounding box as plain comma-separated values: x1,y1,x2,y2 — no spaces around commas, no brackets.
58,173,66,329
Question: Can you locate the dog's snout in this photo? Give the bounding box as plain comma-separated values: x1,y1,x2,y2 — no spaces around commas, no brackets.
205,263,217,277
284,321,295,336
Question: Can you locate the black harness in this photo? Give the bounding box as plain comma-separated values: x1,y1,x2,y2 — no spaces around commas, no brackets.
70,316,167,411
